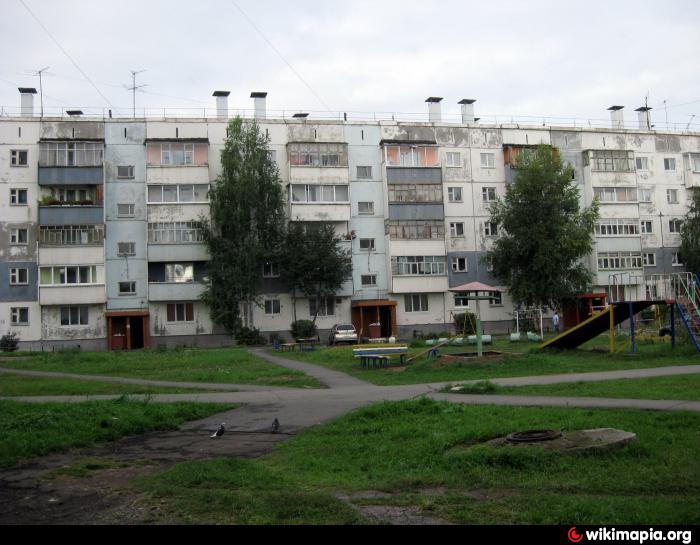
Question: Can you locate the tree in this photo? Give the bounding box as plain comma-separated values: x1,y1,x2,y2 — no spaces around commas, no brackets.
200,117,287,335
680,187,700,275
484,144,599,310
281,222,353,323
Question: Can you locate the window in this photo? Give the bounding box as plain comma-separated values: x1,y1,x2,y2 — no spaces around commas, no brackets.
450,222,465,237
643,253,656,267
484,222,499,237
148,222,203,244
10,229,28,245
288,143,348,167
454,296,470,308
672,252,683,266
117,165,135,179
357,166,372,179
40,265,102,285
117,204,136,218
159,143,195,166
267,150,277,163
359,238,375,251
482,187,497,202
263,262,280,278
595,219,640,236
165,263,194,283
489,292,503,307
664,158,676,171
639,188,653,203
117,242,136,257
640,221,653,234
118,282,136,295
167,303,194,322
669,219,682,233
9,268,28,285
39,142,103,167
10,307,29,325
448,187,463,202
265,299,281,315
290,184,349,203
480,153,495,168
451,257,468,272
60,306,88,326
147,184,209,203
309,297,335,317
361,275,377,287
387,221,445,240
388,184,442,203
597,252,643,270
10,189,28,205
39,225,103,246
446,152,461,167
393,256,446,276
586,150,634,172
635,157,649,170
404,294,429,312
383,145,438,167
667,189,679,204
692,154,700,172
11,150,28,166
593,187,638,203
358,201,374,215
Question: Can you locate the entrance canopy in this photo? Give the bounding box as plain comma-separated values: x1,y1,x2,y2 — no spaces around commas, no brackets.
449,282,503,298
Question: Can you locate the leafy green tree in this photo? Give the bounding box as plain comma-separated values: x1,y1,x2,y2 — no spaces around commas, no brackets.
200,117,287,334
484,144,599,310
281,223,353,323
680,188,700,275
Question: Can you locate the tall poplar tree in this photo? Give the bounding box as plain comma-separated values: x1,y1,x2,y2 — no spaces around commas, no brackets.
201,117,286,334
680,188,700,276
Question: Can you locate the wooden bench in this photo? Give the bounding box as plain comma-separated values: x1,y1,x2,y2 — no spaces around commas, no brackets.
278,343,298,352
352,346,408,369
354,354,391,369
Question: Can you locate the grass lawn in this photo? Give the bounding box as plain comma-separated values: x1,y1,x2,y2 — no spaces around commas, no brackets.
138,399,700,524
0,398,234,468
0,347,320,388
0,374,205,397
449,373,700,401
277,339,699,386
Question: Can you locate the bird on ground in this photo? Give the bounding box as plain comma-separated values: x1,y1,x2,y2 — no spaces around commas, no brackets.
211,423,225,438
271,418,280,434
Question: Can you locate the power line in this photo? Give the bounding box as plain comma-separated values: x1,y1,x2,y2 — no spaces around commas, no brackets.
229,0,331,110
18,0,115,109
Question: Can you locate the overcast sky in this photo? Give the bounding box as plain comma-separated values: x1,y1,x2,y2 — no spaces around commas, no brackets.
1,0,699,129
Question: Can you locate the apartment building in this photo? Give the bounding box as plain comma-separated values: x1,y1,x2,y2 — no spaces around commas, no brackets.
1,89,698,350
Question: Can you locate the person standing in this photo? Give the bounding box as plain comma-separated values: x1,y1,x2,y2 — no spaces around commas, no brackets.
552,311,560,334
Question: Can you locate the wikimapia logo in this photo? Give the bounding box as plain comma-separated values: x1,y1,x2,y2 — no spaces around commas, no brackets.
567,527,693,544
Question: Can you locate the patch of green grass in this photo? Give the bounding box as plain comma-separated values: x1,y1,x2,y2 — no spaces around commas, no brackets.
44,456,146,479
0,375,205,397
0,347,320,388
448,373,700,401
0,399,235,468
141,399,700,524
279,340,699,386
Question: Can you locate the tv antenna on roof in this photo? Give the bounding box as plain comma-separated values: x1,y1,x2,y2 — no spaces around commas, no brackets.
126,70,147,118
34,66,50,118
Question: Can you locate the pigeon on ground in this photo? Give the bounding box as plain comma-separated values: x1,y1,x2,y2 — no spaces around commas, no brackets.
211,423,225,438
271,418,280,434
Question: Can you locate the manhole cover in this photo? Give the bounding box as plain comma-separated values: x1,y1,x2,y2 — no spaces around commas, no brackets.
506,429,562,443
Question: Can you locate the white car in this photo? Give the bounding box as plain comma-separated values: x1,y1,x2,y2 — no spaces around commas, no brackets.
328,324,358,346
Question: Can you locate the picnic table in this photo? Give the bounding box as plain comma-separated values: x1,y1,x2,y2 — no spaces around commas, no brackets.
297,338,319,351
279,343,298,352
353,346,408,369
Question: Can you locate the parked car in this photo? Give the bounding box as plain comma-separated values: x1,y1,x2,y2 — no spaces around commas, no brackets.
328,324,358,345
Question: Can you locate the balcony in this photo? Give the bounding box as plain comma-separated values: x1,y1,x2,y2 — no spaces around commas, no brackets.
148,282,206,302
148,244,209,262
289,203,351,222
39,226,104,246
39,245,104,266
386,167,442,184
38,166,103,186
146,165,210,185
39,284,105,305
391,275,448,294
39,206,103,225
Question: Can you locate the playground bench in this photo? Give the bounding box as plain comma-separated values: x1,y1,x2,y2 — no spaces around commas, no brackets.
354,354,391,369
352,346,408,369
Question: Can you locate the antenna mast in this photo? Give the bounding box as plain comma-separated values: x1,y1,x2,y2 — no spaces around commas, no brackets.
127,70,147,118
34,66,50,119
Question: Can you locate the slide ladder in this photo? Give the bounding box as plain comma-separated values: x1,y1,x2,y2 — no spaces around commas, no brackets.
676,273,700,353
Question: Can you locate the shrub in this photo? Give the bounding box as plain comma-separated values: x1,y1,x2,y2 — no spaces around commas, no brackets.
454,312,477,335
236,327,266,346
0,333,20,352
291,320,318,340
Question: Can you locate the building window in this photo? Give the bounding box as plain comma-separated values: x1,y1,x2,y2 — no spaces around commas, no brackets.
393,256,446,276
10,307,29,325
639,188,653,203
359,238,375,251
148,222,203,244
446,152,461,167
454,296,470,308
309,297,335,317
450,222,465,237
635,157,648,170
291,184,349,203
669,219,682,233
117,242,136,257
39,225,103,246
357,166,372,179
593,187,638,203
10,189,28,205
404,294,429,313
264,299,281,315
159,143,194,166
10,229,28,245
640,221,653,234
643,253,656,267
595,219,640,236
147,184,209,203
484,222,499,237
480,153,495,168
40,265,102,285
116,165,135,179
597,252,643,270
9,268,28,285
482,187,497,202
358,201,374,215
39,142,103,167
388,184,442,203
117,204,136,218
383,145,438,167
289,143,348,167
387,220,445,240
672,252,683,267
451,257,468,272
11,150,28,166
263,262,280,278
361,274,377,287
447,187,463,202
118,281,137,295
691,154,700,172
165,263,194,283
489,292,503,307
586,150,634,172
167,303,194,322
664,158,676,171
267,150,277,163
60,306,89,326
667,189,679,204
